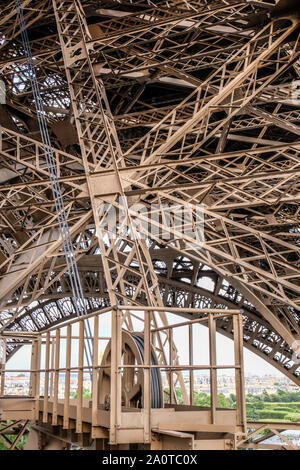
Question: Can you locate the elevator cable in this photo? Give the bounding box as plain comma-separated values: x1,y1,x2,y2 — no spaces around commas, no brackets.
132,335,162,408
14,0,93,378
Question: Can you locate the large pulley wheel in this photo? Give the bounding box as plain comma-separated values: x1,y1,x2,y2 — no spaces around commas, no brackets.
98,331,162,409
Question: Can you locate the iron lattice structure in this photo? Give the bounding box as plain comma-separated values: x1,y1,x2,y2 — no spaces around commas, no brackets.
0,0,300,386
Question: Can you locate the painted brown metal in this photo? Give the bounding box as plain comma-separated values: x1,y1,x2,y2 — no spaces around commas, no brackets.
0,308,248,449
0,0,300,450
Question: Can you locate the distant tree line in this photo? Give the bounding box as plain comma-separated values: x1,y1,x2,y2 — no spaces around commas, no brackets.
165,388,300,423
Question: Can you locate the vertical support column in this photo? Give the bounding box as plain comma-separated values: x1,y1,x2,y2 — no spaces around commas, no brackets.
50,335,55,400
76,320,84,434
34,335,41,420
110,307,122,445
52,329,60,426
143,309,151,443
189,324,194,406
92,315,99,428
30,337,41,419
233,313,247,433
169,329,174,405
208,314,217,424
63,324,71,429
30,339,38,397
43,332,50,423
0,338,6,395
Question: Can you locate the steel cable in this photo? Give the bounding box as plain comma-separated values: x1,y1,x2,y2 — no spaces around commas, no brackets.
14,0,93,377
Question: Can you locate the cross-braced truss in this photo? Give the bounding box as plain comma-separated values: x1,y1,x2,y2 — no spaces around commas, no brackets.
0,0,300,389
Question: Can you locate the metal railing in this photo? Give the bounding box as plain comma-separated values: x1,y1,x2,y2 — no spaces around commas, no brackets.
0,306,246,443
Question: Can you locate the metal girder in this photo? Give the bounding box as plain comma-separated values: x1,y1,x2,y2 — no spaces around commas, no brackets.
0,2,278,117
0,1,50,49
